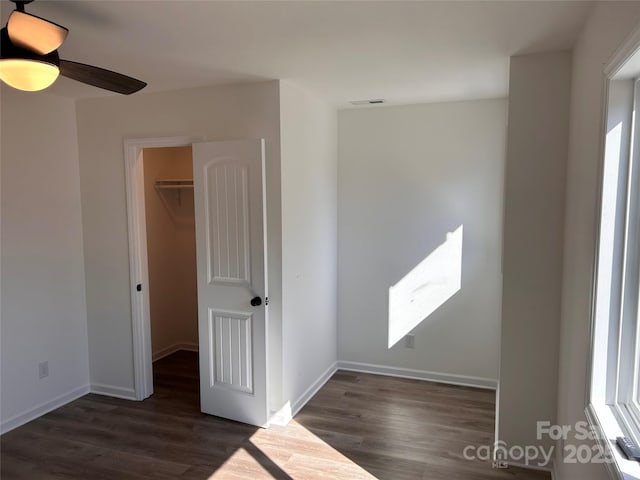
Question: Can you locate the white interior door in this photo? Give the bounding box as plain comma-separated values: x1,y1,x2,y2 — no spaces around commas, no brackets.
192,139,268,427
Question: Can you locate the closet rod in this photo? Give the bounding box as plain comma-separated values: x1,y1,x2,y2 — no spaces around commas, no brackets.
154,179,194,189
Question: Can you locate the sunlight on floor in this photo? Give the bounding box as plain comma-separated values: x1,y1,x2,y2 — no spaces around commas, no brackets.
208,420,377,479
208,447,275,479
388,225,463,348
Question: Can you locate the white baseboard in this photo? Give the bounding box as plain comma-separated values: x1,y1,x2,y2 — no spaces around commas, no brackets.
0,384,90,435
152,342,199,362
270,361,338,426
270,361,495,427
337,361,498,390
291,362,338,417
90,383,137,400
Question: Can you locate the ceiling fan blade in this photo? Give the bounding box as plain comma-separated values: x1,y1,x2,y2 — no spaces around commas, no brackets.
7,10,68,55
59,60,147,95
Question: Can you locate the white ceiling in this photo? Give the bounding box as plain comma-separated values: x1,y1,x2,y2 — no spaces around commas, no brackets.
0,1,594,107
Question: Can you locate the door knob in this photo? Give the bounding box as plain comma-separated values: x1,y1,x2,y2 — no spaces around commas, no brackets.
250,296,262,307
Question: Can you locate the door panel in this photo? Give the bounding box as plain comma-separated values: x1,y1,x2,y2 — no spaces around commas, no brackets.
206,162,250,284
193,139,268,427
211,309,253,393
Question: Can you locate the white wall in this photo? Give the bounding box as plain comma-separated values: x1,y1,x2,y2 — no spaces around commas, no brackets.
75,82,282,402
337,99,506,385
1,87,90,432
142,147,198,359
497,51,571,466
279,82,338,414
557,3,640,479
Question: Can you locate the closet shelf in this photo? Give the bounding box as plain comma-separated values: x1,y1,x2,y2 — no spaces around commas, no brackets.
154,179,194,189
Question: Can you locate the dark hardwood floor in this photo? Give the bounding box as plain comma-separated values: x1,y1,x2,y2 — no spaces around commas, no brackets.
1,351,550,479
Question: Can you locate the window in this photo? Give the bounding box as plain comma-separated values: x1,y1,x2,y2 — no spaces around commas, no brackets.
588,53,640,480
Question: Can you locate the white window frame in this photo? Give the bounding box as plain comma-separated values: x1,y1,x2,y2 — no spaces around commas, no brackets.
587,29,640,480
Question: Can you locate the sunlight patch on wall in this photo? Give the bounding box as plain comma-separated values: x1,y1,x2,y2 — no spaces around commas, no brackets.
388,225,463,348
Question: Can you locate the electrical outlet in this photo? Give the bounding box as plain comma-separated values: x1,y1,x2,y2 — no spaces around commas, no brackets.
38,361,49,379
405,334,415,349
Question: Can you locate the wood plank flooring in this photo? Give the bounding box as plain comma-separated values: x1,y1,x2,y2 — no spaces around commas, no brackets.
0,351,550,479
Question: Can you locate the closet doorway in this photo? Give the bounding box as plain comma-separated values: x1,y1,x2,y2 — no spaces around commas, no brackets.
141,146,199,401
126,136,270,426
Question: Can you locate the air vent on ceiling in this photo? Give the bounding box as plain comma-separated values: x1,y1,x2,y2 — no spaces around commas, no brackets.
350,99,386,105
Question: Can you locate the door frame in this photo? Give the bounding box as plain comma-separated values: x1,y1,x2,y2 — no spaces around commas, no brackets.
124,135,202,400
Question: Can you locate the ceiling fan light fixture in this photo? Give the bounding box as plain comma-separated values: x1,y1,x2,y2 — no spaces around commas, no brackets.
1,3,146,95
0,58,59,91
0,27,60,91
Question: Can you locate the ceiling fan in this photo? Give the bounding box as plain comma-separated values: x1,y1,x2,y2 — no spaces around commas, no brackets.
0,0,146,94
